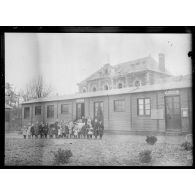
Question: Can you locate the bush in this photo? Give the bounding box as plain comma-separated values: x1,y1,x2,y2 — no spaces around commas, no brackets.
146,136,157,145
181,141,193,151
139,150,152,163
52,148,73,165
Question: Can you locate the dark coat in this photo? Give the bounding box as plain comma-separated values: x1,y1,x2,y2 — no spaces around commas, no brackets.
30,126,35,135
65,125,69,134
99,123,104,135
39,124,43,134
93,121,99,136
44,124,49,134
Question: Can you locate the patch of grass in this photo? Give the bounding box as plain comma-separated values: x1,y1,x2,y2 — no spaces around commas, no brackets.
52,148,73,165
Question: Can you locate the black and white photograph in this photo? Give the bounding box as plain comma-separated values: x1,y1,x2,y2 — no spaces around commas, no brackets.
4,30,193,167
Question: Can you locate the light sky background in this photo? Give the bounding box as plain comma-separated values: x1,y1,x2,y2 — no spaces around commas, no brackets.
5,33,192,95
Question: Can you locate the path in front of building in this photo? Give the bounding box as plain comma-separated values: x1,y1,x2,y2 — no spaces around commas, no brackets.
5,133,192,166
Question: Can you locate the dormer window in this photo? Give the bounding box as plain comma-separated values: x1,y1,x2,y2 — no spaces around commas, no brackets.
82,87,87,93
93,87,97,92
135,80,141,87
105,69,108,74
104,85,109,90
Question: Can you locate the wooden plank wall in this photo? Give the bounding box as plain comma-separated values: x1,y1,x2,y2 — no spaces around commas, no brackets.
108,94,131,131
180,88,191,132
21,87,192,134
56,100,74,123
131,92,158,132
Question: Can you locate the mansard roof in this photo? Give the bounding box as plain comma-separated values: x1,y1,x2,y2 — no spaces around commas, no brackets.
113,56,170,75
78,55,171,85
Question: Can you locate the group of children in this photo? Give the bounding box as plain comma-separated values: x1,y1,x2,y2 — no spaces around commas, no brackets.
22,116,104,140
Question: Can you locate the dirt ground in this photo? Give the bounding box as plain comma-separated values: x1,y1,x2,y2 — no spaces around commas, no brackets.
5,133,193,166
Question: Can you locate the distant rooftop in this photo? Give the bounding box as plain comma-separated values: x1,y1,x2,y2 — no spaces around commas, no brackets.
79,55,171,85
22,74,192,105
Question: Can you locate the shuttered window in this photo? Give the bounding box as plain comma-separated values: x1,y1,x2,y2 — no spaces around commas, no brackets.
137,98,151,116
114,100,125,112
47,105,54,118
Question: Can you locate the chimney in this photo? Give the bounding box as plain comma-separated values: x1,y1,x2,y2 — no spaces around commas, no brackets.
159,53,165,72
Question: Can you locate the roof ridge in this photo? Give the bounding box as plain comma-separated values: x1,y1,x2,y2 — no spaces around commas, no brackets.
113,55,151,67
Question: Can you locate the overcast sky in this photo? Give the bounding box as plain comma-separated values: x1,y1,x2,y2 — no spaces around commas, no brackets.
5,33,192,95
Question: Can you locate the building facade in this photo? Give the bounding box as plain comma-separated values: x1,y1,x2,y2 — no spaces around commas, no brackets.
78,54,172,93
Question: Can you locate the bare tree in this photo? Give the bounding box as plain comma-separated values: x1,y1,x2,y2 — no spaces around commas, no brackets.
20,76,53,101
5,82,19,107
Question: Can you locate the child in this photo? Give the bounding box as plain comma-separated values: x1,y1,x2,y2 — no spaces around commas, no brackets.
30,124,35,139
34,121,39,139
22,126,27,139
44,123,49,139
74,126,78,139
87,124,93,139
68,121,74,138
99,121,104,139
65,123,69,138
58,124,62,138
49,124,55,139
61,123,66,138
77,121,85,139
27,124,31,139
93,118,99,139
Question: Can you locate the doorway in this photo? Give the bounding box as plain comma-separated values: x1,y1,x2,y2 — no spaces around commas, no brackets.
76,103,85,120
94,101,104,124
165,96,181,130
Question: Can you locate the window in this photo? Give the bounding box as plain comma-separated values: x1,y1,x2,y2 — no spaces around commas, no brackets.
104,85,109,90
24,107,30,119
114,100,125,112
118,83,123,89
61,104,69,114
35,106,41,115
82,87,87,93
137,98,151,116
135,80,141,87
93,87,96,92
47,105,54,118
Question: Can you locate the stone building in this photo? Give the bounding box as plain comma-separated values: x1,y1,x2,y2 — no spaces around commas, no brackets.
78,53,172,93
